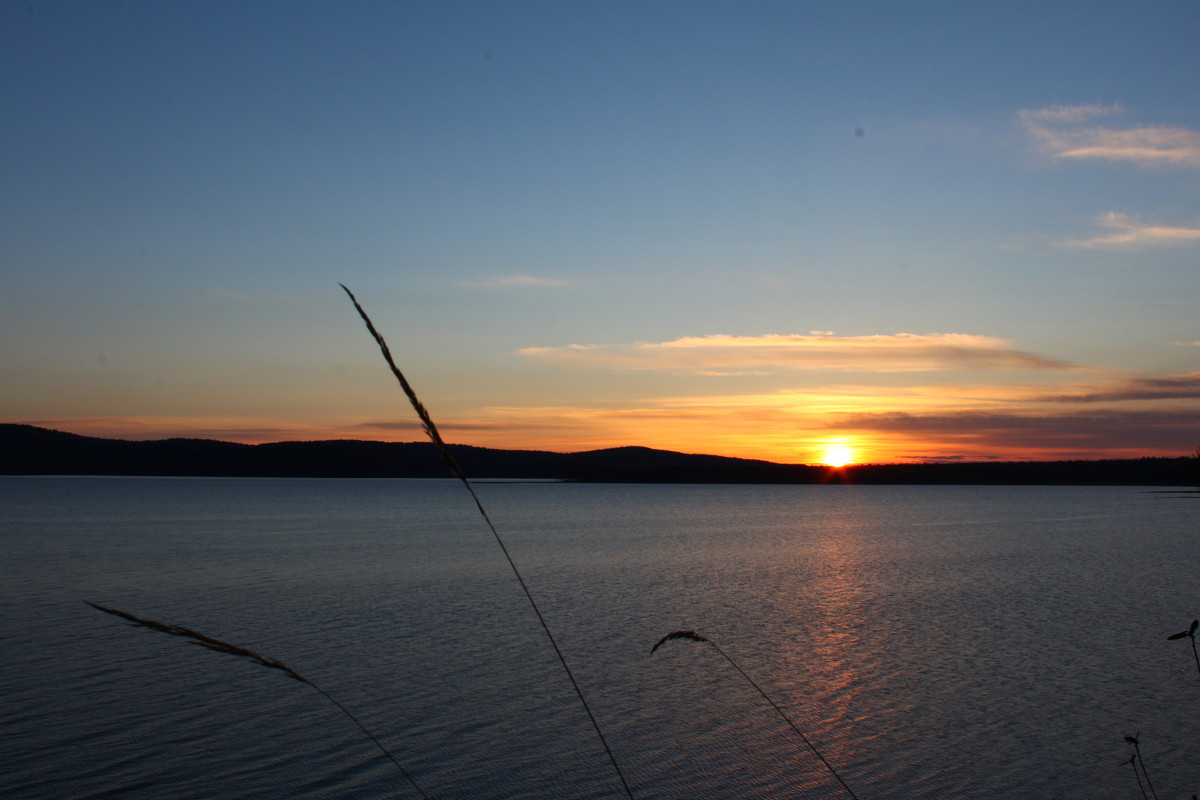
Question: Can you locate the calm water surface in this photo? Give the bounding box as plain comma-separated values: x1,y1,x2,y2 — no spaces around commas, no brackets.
1,477,1198,799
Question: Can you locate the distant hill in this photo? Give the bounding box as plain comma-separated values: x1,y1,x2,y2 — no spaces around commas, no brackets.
1,424,1195,486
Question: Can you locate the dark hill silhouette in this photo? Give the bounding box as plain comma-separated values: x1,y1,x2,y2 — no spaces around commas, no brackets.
0,424,1194,485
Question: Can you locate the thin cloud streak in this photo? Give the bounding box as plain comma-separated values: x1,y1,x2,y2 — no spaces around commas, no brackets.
520,332,1073,373
211,288,305,304
1021,104,1124,124
1020,104,1200,169
1038,372,1200,403
1062,212,1200,249
458,273,572,288
826,409,1200,456
19,416,320,444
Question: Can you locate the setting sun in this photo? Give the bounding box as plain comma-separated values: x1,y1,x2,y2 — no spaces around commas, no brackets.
821,443,856,467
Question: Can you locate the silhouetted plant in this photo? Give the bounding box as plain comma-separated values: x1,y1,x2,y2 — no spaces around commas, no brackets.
651,630,861,800
341,284,635,800
86,601,432,800
1167,619,1200,678
1123,733,1159,800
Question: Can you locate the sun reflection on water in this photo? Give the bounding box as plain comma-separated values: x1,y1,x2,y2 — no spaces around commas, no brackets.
766,505,886,790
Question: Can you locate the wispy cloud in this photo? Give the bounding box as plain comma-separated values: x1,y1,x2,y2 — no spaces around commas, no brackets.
1020,104,1200,169
458,273,571,288
519,332,1073,373
211,288,304,304
1061,212,1200,249
352,418,537,434
1037,372,1200,403
351,420,426,433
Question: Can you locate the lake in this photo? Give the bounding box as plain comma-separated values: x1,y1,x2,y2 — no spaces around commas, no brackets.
1,477,1197,799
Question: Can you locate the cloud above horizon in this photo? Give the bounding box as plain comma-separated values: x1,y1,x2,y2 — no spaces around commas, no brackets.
27,359,1199,462
1020,104,1200,169
1061,212,1200,249
519,332,1074,373
339,377,1200,461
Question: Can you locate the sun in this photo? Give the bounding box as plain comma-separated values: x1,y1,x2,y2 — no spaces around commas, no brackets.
821,444,855,468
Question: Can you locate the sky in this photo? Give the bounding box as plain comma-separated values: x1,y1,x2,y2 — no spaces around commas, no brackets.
3,1,1199,465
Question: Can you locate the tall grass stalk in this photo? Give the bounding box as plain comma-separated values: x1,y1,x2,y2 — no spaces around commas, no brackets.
341,284,636,800
86,601,431,800
651,630,861,800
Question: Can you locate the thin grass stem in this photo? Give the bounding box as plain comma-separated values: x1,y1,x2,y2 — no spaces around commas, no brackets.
341,284,635,800
651,630,861,800
86,601,431,799
1124,735,1158,800
1122,755,1148,800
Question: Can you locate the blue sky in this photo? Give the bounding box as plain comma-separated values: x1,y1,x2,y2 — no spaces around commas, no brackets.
3,1,1198,463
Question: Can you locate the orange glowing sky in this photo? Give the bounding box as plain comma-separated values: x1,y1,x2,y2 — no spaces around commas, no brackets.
3,5,1199,465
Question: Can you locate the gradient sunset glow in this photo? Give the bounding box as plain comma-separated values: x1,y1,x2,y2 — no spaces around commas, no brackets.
3,4,1198,466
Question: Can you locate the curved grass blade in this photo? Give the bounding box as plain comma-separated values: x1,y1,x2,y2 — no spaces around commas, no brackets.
341,284,635,800
87,602,431,800
650,630,708,654
652,629,861,800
